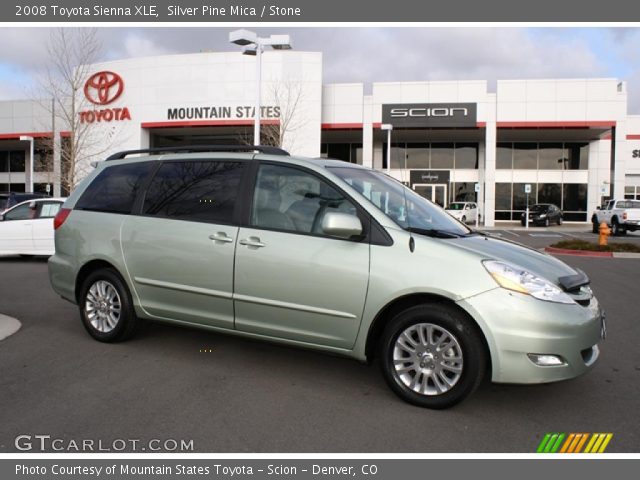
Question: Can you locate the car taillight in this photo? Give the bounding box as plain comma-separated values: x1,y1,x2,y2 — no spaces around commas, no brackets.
623,212,627,220
54,208,72,230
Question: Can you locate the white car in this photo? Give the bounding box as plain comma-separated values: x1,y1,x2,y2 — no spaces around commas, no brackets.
0,198,66,256
445,202,479,224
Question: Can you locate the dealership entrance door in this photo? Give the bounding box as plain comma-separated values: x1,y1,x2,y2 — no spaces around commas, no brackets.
413,183,447,207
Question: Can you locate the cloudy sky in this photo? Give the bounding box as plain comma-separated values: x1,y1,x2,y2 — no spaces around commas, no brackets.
1,27,639,112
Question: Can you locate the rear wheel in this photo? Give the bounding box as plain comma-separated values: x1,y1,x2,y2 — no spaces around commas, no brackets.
379,304,487,409
592,217,599,234
78,268,139,342
557,216,563,226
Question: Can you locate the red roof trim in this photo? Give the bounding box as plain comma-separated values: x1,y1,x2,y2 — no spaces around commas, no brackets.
626,134,640,140
321,123,364,130
0,131,53,139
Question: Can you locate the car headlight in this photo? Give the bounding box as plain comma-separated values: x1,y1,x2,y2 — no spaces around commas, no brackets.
539,214,547,218
482,260,575,304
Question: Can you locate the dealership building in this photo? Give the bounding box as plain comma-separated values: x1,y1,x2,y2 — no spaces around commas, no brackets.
1,50,640,225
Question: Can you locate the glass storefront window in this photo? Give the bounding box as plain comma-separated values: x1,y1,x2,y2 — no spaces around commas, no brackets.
566,143,589,170
513,182,534,210
496,143,513,169
430,143,454,169
350,144,363,165
451,182,477,202
495,183,512,211
454,143,478,169
513,143,537,169
382,143,406,169
405,144,429,169
537,183,562,206
563,184,588,213
537,143,565,170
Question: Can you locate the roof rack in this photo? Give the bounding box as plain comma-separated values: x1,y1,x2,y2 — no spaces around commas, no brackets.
105,145,289,161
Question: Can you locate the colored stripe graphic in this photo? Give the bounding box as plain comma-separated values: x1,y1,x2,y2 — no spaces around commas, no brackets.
538,433,613,453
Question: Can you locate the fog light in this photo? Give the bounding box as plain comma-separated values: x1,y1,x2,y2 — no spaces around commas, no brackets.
527,353,567,366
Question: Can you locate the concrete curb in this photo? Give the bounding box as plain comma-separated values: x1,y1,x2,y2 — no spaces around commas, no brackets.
544,247,640,258
0,313,21,341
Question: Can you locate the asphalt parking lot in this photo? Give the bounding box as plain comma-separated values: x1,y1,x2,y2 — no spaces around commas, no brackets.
1,229,639,453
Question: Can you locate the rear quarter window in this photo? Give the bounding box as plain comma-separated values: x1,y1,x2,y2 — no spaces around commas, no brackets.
76,162,155,214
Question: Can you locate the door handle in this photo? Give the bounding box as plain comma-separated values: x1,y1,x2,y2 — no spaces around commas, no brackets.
209,232,234,243
239,237,265,248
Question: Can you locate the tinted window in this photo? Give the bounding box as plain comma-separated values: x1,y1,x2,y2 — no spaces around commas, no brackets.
143,160,244,224
4,203,33,221
252,164,357,235
77,162,154,214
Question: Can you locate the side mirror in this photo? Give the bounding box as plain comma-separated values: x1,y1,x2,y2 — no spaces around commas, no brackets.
322,212,362,239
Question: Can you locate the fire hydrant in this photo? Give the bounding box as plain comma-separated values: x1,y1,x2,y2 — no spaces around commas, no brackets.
599,222,611,246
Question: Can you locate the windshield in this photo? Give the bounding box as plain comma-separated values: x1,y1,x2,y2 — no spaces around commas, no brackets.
328,167,471,236
447,203,465,210
530,204,548,212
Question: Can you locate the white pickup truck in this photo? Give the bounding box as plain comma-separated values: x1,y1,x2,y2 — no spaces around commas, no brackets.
591,199,640,235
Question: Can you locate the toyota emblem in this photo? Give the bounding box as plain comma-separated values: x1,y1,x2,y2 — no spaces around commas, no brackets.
84,71,124,105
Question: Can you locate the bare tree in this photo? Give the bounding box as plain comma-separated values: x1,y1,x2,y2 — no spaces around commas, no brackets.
262,79,308,152
237,79,308,152
35,28,121,194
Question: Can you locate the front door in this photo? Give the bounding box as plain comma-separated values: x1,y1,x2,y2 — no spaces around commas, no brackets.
413,183,447,208
233,163,370,349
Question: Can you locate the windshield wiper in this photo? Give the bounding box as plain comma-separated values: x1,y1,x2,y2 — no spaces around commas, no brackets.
406,227,465,238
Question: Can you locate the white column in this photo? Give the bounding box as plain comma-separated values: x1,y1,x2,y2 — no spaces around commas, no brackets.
483,94,497,227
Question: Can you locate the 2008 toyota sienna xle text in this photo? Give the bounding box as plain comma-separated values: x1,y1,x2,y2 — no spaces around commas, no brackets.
48,145,605,408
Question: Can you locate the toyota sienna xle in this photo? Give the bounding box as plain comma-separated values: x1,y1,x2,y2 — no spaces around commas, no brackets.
48,146,605,408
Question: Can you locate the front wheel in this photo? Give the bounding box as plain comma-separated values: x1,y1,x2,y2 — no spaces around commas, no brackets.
379,304,487,409
544,218,550,227
79,268,139,342
592,219,599,234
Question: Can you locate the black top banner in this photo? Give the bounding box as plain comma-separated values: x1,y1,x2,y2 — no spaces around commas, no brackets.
6,0,640,21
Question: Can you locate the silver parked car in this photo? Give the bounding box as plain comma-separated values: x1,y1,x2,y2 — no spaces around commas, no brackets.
49,146,605,408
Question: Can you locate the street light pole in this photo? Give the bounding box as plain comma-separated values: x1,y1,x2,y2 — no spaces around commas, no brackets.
229,30,292,147
254,42,262,145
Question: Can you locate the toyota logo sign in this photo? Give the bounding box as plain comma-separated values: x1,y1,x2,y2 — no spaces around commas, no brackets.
84,71,124,105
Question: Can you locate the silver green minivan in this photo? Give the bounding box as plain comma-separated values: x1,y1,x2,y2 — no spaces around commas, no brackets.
49,146,605,408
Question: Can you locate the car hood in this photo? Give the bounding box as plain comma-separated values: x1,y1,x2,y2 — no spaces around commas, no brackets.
445,233,582,288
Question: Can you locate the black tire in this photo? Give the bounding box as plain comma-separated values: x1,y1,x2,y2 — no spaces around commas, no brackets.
461,215,467,224
78,268,139,342
592,219,599,234
612,219,624,236
544,218,550,227
379,304,487,409
520,219,525,226
557,216,563,226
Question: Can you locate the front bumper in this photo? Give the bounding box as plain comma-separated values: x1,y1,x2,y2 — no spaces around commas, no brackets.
459,288,604,384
